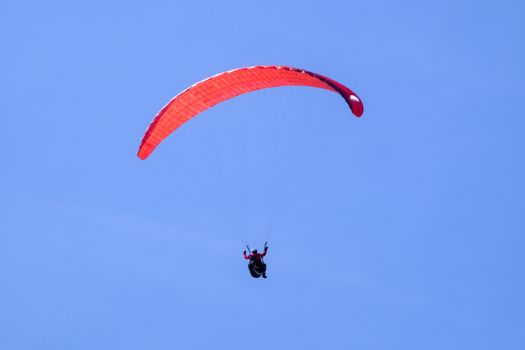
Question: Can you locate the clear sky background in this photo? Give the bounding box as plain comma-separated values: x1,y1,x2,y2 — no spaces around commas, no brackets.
2,0,524,349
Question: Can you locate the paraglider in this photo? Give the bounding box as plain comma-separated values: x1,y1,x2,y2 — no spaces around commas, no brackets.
244,243,269,278
137,65,364,278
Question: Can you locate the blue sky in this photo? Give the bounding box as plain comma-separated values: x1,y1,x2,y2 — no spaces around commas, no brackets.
2,0,524,349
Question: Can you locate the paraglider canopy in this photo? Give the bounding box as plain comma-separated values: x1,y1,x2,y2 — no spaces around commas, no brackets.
137,65,364,160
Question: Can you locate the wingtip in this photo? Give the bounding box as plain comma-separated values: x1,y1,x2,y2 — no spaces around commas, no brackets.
348,94,364,117
137,149,149,160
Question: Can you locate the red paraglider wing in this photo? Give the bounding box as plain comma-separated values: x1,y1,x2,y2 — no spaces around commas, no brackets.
138,65,364,160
